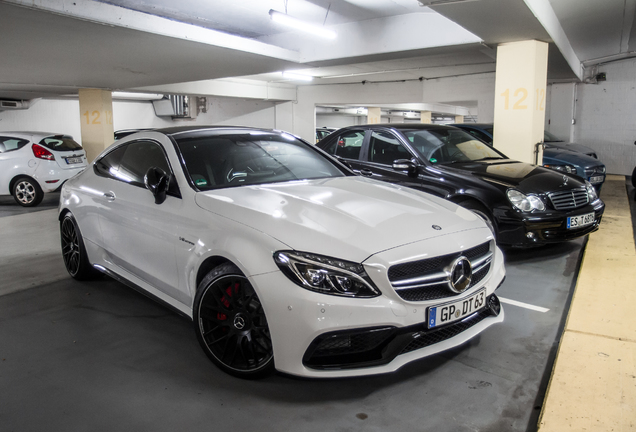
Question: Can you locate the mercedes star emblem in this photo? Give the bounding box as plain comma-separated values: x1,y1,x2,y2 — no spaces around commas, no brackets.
448,256,472,293
233,315,246,330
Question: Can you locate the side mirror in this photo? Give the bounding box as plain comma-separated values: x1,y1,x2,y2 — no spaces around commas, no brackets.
393,159,418,177
144,167,171,205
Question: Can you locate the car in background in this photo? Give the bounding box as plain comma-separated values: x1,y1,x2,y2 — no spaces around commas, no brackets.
317,124,605,248
114,128,155,140
59,126,505,378
452,123,606,190
0,132,87,206
316,127,336,143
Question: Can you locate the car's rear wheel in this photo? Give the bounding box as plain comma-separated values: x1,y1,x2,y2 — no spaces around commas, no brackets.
194,263,274,379
12,176,43,207
60,213,99,280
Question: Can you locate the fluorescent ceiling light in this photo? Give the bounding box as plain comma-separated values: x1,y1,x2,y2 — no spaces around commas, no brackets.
269,9,337,39
112,91,164,100
281,72,314,81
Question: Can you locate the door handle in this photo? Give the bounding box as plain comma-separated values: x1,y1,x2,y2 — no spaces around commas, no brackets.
360,169,373,177
103,191,116,201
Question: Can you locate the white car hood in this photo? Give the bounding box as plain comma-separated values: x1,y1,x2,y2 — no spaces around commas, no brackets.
195,176,486,262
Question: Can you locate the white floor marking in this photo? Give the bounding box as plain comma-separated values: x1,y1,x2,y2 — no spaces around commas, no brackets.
498,297,550,313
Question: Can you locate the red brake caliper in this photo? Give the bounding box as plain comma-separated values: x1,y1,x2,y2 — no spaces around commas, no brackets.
217,282,240,321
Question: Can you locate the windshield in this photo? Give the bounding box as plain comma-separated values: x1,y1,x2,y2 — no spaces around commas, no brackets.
39,135,82,152
402,128,507,164
543,130,563,142
176,132,347,190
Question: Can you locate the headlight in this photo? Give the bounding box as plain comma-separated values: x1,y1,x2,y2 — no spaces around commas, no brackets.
507,189,545,212
544,164,577,174
273,251,381,298
585,180,598,201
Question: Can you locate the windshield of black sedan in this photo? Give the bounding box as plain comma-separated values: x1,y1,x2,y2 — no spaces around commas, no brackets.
176,132,346,189
403,129,507,164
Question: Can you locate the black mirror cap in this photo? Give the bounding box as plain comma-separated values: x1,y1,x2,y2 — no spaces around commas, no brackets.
144,167,171,204
393,159,418,177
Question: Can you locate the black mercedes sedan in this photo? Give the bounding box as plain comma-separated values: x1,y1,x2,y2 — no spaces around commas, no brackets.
316,124,605,247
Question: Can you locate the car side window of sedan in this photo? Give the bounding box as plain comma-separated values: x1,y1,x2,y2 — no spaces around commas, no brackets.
324,130,364,160
0,137,29,153
368,131,412,165
94,140,179,195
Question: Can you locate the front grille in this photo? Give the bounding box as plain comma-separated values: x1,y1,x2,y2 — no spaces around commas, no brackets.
397,263,491,302
388,241,492,302
548,187,589,210
399,307,492,355
388,242,490,282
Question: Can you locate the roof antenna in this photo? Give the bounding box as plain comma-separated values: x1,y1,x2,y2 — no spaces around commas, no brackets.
323,3,331,26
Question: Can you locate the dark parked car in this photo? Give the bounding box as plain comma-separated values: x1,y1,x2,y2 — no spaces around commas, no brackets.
317,124,605,247
452,123,606,190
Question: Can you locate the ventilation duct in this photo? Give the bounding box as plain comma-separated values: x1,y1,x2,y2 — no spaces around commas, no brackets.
0,100,30,111
152,95,196,119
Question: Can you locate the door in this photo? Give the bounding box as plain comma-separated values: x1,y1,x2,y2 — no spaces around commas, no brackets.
93,139,187,304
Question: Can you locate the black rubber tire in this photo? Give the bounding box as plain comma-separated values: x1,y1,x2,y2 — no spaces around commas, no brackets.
193,263,274,379
60,212,100,280
631,165,636,188
12,176,43,207
459,200,497,239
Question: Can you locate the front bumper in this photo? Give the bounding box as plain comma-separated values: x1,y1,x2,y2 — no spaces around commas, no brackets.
495,199,605,247
250,233,505,378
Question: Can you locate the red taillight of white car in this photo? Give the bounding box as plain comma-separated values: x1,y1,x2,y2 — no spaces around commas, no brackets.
32,144,55,161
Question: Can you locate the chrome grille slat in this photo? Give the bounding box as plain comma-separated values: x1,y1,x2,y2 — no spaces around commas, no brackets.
548,187,589,210
388,241,493,302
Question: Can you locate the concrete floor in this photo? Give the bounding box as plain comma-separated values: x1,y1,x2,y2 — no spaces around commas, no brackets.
0,191,596,432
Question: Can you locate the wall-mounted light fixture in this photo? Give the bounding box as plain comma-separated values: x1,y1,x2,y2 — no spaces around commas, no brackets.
269,9,336,39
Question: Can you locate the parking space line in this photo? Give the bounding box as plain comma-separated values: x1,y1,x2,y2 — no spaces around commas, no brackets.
498,297,550,313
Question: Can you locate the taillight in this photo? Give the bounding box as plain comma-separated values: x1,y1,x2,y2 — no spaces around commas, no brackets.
32,144,55,161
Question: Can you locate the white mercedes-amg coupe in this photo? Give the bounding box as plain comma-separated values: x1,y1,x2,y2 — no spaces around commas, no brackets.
59,126,505,379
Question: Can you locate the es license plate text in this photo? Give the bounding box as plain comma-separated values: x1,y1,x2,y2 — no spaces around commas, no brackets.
567,212,595,229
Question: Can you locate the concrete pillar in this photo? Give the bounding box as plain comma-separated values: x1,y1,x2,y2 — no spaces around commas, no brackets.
493,40,548,164
420,111,432,124
79,89,114,163
454,115,464,124
367,107,381,124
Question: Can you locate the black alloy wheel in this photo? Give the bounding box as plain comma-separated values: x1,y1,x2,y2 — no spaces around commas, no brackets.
194,263,274,379
12,176,43,207
60,213,99,280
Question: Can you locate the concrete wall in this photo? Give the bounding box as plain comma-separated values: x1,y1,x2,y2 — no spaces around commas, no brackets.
547,58,636,175
316,115,364,129
0,97,280,145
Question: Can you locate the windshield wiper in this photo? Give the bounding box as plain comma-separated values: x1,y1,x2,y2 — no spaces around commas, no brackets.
474,157,504,161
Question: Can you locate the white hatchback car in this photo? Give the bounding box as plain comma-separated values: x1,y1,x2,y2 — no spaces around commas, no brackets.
0,132,88,206
59,126,505,379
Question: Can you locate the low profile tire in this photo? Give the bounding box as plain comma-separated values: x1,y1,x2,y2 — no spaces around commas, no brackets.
194,263,274,379
460,200,497,239
60,213,99,280
631,165,636,188
12,176,43,207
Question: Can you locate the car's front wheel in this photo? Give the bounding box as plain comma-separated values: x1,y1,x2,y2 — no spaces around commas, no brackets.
194,263,274,379
12,176,43,207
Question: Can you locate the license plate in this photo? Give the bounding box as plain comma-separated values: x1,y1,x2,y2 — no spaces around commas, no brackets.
567,212,595,229
427,289,486,329
589,175,604,184
66,157,83,164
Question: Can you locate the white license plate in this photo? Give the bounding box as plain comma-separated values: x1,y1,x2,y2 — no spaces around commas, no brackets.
567,212,595,229
589,176,604,184
66,157,83,164
427,289,486,329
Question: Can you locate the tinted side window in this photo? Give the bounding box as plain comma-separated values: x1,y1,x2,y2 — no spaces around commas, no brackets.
94,141,177,194
0,137,29,153
369,131,411,165
333,131,364,160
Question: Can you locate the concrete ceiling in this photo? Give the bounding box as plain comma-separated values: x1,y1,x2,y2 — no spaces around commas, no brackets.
0,0,634,102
